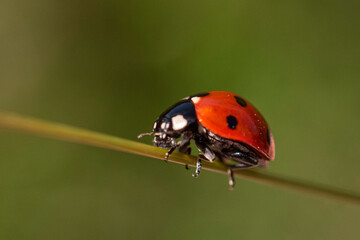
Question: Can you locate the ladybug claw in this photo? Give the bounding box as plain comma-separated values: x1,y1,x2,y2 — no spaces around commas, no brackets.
164,154,169,163
192,159,202,178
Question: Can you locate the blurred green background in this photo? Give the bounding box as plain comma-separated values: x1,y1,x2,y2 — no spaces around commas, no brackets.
1,0,360,239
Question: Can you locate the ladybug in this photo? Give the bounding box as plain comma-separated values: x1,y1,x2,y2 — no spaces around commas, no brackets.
138,91,275,189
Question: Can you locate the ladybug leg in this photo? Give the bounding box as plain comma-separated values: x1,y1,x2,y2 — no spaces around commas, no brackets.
178,141,191,154
192,153,214,177
189,142,216,178
191,141,216,178
227,168,235,190
192,157,202,178
223,149,260,190
227,163,256,190
195,142,216,162
227,151,259,166
178,140,191,170
226,151,259,190
164,147,176,163
176,133,193,169
164,134,192,163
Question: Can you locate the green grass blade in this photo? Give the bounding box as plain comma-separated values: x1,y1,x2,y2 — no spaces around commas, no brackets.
0,111,359,206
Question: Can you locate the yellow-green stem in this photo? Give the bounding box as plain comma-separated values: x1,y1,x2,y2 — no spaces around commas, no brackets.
0,111,359,206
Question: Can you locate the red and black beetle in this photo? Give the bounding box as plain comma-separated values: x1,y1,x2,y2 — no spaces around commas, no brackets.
139,91,275,189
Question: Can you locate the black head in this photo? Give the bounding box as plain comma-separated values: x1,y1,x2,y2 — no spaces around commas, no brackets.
138,99,198,149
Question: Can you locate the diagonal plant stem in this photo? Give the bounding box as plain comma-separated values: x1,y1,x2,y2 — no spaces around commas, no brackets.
0,111,359,206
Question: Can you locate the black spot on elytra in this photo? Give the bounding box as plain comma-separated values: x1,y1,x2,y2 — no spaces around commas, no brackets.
227,115,238,129
190,92,209,98
234,96,247,107
267,129,271,145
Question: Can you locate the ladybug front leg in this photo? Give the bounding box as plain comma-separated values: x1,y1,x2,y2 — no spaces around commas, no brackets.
178,141,191,155
164,133,192,162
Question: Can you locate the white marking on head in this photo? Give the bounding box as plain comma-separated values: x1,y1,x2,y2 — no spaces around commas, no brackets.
172,115,188,130
161,122,166,129
191,96,200,104
153,122,157,129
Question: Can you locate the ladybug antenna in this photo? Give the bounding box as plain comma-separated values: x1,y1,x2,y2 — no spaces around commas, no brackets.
137,132,153,139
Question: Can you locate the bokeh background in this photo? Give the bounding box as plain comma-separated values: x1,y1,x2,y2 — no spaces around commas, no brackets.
1,0,360,239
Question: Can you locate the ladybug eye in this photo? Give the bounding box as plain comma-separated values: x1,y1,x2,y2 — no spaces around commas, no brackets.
234,96,247,107
160,122,170,131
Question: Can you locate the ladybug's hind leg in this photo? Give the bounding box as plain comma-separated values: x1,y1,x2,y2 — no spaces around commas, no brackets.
223,151,260,190
227,162,257,190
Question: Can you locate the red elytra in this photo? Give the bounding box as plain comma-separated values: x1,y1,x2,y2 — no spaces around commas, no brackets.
193,91,275,160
